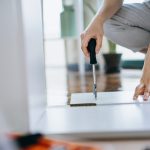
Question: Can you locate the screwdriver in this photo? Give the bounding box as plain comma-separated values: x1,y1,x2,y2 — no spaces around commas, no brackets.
87,38,97,99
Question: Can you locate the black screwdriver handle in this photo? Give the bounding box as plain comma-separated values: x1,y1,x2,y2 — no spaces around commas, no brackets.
87,38,97,65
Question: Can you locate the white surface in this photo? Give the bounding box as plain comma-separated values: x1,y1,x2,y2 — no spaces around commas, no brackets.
34,91,150,138
0,0,46,132
21,0,47,132
70,91,149,105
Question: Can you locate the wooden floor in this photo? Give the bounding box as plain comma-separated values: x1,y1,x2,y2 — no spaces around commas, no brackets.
46,68,142,106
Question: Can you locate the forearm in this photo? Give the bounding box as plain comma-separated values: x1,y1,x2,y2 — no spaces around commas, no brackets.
95,0,123,24
133,44,150,100
141,44,150,81
81,0,123,56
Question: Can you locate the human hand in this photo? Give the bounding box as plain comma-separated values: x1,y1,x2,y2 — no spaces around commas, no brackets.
133,45,150,101
80,17,103,57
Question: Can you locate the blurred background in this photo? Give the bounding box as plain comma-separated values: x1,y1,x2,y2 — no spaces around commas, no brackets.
43,0,145,106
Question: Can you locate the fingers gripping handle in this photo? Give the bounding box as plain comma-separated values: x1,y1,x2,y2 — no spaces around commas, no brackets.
87,38,97,65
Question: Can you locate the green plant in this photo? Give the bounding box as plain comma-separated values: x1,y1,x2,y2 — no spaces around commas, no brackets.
108,40,116,53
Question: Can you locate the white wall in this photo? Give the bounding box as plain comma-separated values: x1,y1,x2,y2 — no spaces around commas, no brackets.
0,0,46,132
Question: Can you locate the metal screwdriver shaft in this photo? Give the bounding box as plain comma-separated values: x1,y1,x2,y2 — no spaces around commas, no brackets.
92,64,97,99
87,38,97,99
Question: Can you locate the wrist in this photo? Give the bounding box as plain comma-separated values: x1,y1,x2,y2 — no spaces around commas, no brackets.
141,66,150,83
94,12,105,26
143,49,150,71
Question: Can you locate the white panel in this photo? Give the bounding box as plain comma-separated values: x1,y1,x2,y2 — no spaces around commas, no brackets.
0,0,29,132
35,102,150,138
70,91,149,106
21,0,47,132
0,0,46,132
33,91,150,138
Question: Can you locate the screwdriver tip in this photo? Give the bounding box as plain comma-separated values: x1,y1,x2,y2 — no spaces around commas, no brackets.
93,84,97,100
95,92,97,100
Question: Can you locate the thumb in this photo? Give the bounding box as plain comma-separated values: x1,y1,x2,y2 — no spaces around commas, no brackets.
133,84,144,100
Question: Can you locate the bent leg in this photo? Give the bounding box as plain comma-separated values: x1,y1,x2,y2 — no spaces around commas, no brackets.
103,2,150,52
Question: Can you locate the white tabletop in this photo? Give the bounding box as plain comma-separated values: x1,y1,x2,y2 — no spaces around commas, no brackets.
36,91,150,139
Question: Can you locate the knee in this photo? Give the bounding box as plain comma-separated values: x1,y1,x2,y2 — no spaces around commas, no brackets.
103,19,150,52
103,19,117,42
